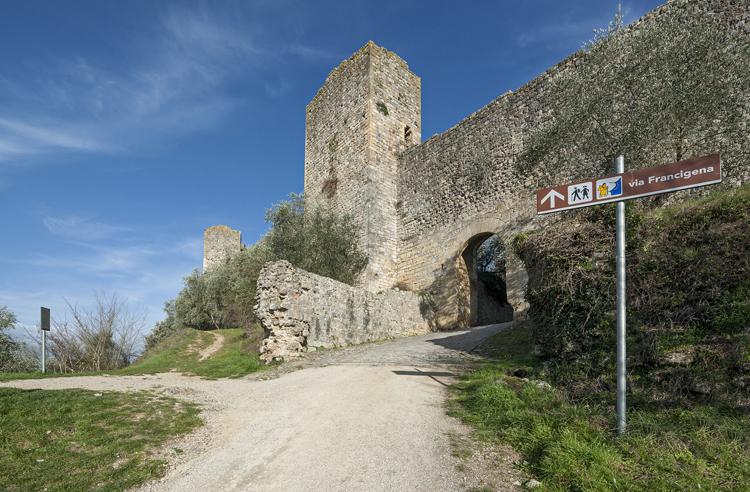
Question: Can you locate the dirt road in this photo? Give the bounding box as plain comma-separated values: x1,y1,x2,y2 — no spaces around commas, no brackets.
1,324,521,491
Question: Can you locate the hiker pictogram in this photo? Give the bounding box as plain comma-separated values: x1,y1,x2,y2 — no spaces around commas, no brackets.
567,182,593,205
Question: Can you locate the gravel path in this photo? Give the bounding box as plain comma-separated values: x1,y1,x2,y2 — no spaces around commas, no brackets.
1,323,522,491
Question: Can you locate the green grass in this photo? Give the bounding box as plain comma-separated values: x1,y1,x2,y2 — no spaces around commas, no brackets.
0,388,201,491
121,328,264,379
452,322,750,491
0,328,265,382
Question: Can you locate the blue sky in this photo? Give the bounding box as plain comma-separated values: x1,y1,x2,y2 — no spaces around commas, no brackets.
0,0,662,341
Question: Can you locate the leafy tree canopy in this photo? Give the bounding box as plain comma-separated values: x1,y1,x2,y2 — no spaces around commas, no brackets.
519,9,750,179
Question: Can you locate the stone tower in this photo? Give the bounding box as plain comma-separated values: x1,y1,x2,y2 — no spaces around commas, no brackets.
304,41,421,291
203,225,242,271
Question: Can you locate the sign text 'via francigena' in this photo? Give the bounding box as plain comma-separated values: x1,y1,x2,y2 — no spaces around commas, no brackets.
536,154,721,214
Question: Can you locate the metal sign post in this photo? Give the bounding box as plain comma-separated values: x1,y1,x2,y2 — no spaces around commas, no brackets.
535,153,721,435
40,307,50,374
615,155,626,434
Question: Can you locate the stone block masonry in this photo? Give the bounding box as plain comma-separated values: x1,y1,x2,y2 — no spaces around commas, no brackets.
203,225,242,271
304,41,421,292
203,0,750,356
305,0,750,328
255,261,430,363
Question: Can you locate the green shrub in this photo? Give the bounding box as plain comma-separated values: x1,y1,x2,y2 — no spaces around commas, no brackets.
152,194,367,341
264,193,367,285
515,185,750,405
710,283,750,336
144,301,182,351
0,306,37,373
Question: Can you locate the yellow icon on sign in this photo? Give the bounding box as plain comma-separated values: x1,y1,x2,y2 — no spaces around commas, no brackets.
597,183,609,198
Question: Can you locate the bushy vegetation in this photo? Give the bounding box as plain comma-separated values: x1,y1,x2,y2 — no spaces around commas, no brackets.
149,194,367,346
456,8,750,489
514,184,750,406
0,388,201,491
1,295,153,377
1,327,264,382
45,295,143,373
518,4,749,183
453,323,750,491
0,306,36,373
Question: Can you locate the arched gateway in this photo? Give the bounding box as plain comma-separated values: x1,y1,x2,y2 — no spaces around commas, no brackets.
303,41,532,329
216,2,741,361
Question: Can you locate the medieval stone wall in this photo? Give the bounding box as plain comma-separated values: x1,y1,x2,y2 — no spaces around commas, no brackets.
395,0,749,328
206,0,749,351
203,225,242,271
255,260,430,363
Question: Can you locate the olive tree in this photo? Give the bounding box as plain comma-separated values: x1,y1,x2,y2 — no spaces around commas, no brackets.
0,306,34,372
264,193,367,285
152,194,368,341
519,8,750,179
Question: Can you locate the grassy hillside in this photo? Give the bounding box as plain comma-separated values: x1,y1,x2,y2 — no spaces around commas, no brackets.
453,323,750,491
454,185,750,491
0,328,265,382
122,328,263,379
454,185,749,489
0,328,263,489
514,184,749,406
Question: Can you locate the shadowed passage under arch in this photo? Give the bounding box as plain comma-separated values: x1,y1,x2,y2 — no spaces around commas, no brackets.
458,233,514,327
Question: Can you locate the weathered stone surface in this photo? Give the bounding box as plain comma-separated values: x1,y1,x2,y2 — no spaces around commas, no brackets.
304,41,421,292
255,261,430,363
203,225,242,271
303,0,749,329
203,1,749,355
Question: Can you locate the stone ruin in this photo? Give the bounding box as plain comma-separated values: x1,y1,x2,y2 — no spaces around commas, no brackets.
201,0,749,362
203,225,242,272
255,261,430,363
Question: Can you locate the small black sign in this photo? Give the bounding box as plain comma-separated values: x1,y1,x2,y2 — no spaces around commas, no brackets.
41,307,50,331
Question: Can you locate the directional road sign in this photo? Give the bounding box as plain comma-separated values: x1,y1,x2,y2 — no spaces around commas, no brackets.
536,154,721,214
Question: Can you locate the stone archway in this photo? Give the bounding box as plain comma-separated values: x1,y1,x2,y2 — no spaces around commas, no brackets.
457,232,514,327
392,215,530,331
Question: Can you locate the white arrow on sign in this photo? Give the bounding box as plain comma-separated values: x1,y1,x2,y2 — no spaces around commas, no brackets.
540,189,565,209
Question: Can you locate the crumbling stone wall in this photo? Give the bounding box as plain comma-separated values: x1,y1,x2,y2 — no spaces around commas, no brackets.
203,225,242,271
255,260,430,363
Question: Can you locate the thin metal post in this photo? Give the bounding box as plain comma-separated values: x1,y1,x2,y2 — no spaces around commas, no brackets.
41,329,46,374
615,154,626,434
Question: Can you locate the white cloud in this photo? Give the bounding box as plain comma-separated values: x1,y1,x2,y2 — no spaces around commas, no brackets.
2,233,203,345
0,5,337,166
43,216,132,242
285,44,338,61
0,118,107,162
25,245,156,276
0,8,262,164
0,118,104,151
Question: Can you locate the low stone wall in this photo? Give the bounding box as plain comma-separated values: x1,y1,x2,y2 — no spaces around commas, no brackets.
254,261,431,363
